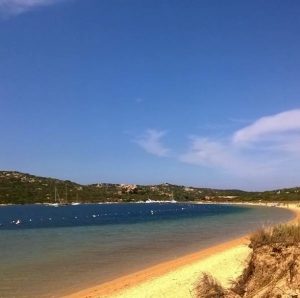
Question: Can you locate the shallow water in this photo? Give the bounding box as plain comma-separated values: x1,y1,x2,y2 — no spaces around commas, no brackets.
0,203,293,297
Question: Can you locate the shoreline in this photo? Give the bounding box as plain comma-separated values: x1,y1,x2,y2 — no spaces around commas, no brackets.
0,200,296,207
64,203,299,298
64,235,251,298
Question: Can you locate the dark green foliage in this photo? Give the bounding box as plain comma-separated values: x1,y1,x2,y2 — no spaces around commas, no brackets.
0,171,300,204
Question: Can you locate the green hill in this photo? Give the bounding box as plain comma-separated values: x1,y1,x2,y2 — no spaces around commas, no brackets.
0,171,299,204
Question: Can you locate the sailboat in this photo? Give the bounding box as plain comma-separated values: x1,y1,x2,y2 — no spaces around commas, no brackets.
46,187,60,207
71,192,81,205
59,186,70,206
46,186,68,207
170,191,177,203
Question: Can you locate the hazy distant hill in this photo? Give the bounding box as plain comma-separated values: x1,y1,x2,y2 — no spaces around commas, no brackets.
0,171,299,204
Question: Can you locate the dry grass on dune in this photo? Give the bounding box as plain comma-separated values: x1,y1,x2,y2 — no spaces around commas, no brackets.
249,223,300,249
195,273,226,298
196,224,300,298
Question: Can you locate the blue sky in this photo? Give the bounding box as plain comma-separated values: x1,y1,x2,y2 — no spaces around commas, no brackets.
1,0,300,190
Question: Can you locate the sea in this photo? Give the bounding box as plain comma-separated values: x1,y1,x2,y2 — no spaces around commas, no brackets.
0,203,293,298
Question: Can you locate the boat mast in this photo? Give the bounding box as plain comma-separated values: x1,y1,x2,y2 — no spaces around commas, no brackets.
54,186,60,203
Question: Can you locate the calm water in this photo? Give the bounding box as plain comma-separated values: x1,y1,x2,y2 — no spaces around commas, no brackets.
0,203,293,298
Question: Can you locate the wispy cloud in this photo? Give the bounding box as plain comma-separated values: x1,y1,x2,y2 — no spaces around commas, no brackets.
0,0,67,16
135,129,170,157
179,137,274,177
180,137,235,168
134,109,300,188
233,109,300,145
179,109,300,179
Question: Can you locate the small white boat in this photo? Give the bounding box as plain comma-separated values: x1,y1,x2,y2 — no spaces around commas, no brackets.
145,198,154,203
46,203,59,207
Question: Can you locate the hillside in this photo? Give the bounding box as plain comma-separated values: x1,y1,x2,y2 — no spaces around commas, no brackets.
0,171,299,204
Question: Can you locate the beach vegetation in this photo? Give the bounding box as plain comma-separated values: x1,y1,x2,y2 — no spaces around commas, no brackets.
196,223,300,298
196,273,225,298
249,223,300,249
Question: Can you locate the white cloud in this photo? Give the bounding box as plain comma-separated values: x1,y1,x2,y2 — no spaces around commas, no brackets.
180,137,234,168
0,0,66,16
233,109,300,145
135,129,170,157
179,137,273,177
179,109,300,180
134,109,300,188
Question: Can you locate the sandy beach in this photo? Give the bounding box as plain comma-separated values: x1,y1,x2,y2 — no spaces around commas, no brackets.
65,203,300,298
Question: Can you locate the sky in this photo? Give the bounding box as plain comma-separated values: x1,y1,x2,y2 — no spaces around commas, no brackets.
1,0,300,190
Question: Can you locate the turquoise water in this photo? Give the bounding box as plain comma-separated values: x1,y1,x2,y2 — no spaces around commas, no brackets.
0,203,293,297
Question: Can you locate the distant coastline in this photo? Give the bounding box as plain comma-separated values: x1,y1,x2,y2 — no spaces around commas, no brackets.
1,170,300,205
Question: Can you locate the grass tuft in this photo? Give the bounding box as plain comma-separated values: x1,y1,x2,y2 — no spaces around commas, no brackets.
249,223,300,249
195,273,225,298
